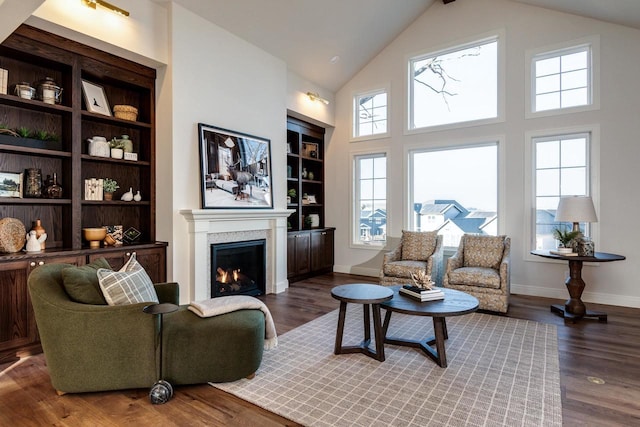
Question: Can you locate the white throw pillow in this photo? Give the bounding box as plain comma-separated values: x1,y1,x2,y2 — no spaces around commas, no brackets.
97,253,159,306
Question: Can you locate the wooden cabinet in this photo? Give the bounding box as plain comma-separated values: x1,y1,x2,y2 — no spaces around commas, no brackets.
0,254,84,364
286,117,334,282
0,26,167,363
311,228,334,272
87,243,167,284
0,25,157,248
287,231,310,278
287,228,335,283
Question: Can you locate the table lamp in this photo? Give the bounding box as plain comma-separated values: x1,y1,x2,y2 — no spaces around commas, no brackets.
555,196,598,233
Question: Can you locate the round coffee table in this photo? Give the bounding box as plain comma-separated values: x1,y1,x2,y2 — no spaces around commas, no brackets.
331,284,394,362
381,286,478,368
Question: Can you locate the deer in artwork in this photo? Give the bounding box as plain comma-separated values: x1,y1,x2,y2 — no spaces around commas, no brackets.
227,162,254,200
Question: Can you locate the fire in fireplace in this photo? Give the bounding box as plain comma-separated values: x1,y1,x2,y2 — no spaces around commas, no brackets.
210,239,266,297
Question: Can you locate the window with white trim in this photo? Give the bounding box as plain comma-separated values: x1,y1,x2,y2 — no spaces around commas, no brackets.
409,36,498,130
409,143,498,248
532,45,591,112
353,89,388,139
533,132,591,250
353,153,387,246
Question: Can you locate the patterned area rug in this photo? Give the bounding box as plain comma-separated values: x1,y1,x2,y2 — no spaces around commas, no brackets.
213,306,562,426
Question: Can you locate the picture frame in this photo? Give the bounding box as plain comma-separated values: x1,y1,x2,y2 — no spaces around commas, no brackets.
302,142,319,158
0,171,23,198
81,80,111,116
198,123,273,209
307,194,317,204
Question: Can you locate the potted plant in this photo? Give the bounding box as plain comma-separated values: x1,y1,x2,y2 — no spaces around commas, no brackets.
103,178,119,200
553,227,582,253
287,188,296,204
110,137,125,159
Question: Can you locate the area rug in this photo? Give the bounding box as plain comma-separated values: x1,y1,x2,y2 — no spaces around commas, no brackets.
213,306,562,426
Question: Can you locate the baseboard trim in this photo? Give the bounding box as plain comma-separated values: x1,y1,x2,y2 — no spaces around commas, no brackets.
331,266,640,309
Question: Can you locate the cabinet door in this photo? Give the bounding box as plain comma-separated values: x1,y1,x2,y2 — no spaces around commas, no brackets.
0,255,83,363
87,246,166,283
287,233,310,277
311,229,335,272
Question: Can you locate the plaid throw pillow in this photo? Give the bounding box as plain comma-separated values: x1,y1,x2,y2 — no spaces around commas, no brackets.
97,253,158,306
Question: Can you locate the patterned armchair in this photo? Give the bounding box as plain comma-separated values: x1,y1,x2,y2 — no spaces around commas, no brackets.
443,234,510,313
380,230,443,287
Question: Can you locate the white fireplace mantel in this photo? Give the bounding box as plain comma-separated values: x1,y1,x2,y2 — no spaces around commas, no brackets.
180,209,293,301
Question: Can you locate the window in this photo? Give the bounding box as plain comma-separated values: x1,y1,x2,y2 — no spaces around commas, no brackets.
353,153,387,246
533,132,591,250
409,143,498,248
409,36,498,130
532,45,591,112
353,89,388,140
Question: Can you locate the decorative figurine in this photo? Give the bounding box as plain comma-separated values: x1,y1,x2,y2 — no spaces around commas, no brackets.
121,187,134,201
133,190,142,202
25,230,47,253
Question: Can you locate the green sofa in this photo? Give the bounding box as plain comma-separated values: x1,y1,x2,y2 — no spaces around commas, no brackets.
28,263,265,394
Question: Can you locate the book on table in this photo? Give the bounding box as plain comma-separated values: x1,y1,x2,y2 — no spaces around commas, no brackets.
399,286,444,301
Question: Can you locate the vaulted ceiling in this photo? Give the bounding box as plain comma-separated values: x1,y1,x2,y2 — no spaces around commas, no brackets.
152,1,640,91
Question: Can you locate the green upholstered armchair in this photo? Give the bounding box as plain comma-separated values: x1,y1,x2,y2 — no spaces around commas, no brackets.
28,263,265,394
380,231,444,287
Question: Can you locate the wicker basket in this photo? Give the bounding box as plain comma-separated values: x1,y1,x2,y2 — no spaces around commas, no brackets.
113,105,138,121
0,217,26,253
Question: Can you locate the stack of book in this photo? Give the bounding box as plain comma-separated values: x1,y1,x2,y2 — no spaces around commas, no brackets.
399,285,445,302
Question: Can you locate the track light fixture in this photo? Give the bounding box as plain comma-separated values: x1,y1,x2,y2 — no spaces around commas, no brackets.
82,0,130,17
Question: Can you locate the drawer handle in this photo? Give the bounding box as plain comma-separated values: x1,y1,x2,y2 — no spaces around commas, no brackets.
30,262,36,267
39,261,45,266
322,232,327,235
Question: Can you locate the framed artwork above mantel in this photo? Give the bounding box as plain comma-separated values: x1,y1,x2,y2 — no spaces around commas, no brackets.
198,123,273,209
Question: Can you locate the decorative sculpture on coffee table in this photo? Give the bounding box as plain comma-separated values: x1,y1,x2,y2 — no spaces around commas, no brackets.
411,271,434,290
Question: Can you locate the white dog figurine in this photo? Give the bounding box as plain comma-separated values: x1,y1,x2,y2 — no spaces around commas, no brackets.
26,230,47,253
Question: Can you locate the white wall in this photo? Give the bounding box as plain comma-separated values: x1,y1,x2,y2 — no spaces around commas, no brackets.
327,0,640,307
167,3,288,302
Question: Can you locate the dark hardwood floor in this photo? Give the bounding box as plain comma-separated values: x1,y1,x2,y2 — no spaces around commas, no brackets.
1,273,639,426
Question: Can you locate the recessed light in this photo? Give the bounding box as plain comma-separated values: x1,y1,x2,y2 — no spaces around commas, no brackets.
329,55,340,64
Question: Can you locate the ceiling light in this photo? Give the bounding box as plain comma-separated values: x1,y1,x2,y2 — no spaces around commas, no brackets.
82,0,130,17
306,92,329,105
329,55,340,64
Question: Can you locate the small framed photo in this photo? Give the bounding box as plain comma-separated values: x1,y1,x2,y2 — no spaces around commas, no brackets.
0,171,23,198
302,142,319,158
307,194,317,204
81,80,111,116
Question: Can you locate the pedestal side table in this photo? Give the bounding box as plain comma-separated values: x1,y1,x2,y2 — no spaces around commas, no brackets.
331,284,393,362
531,250,625,323
143,302,179,404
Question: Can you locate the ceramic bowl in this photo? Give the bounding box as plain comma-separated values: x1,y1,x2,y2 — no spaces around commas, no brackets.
83,227,107,248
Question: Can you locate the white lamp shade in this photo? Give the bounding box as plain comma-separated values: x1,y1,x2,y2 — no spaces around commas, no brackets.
555,196,598,223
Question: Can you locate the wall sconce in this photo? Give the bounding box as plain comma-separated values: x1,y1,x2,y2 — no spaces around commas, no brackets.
82,0,130,17
306,92,329,105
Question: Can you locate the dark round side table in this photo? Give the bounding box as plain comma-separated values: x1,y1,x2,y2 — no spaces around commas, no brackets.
143,302,179,404
531,250,625,323
331,284,393,362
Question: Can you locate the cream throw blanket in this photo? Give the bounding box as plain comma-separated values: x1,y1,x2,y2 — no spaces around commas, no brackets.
188,295,278,350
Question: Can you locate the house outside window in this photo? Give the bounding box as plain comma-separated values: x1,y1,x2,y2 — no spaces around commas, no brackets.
409,143,499,248
532,132,592,250
408,35,499,131
353,88,389,140
353,152,387,246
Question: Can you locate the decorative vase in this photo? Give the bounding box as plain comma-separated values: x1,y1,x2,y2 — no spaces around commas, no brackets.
308,213,320,228
121,187,134,201
287,165,292,178
301,168,308,179
133,190,142,202
119,135,133,153
88,136,110,158
31,219,46,250
308,171,314,180
44,173,63,198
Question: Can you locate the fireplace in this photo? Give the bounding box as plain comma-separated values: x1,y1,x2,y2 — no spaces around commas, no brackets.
210,239,266,297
